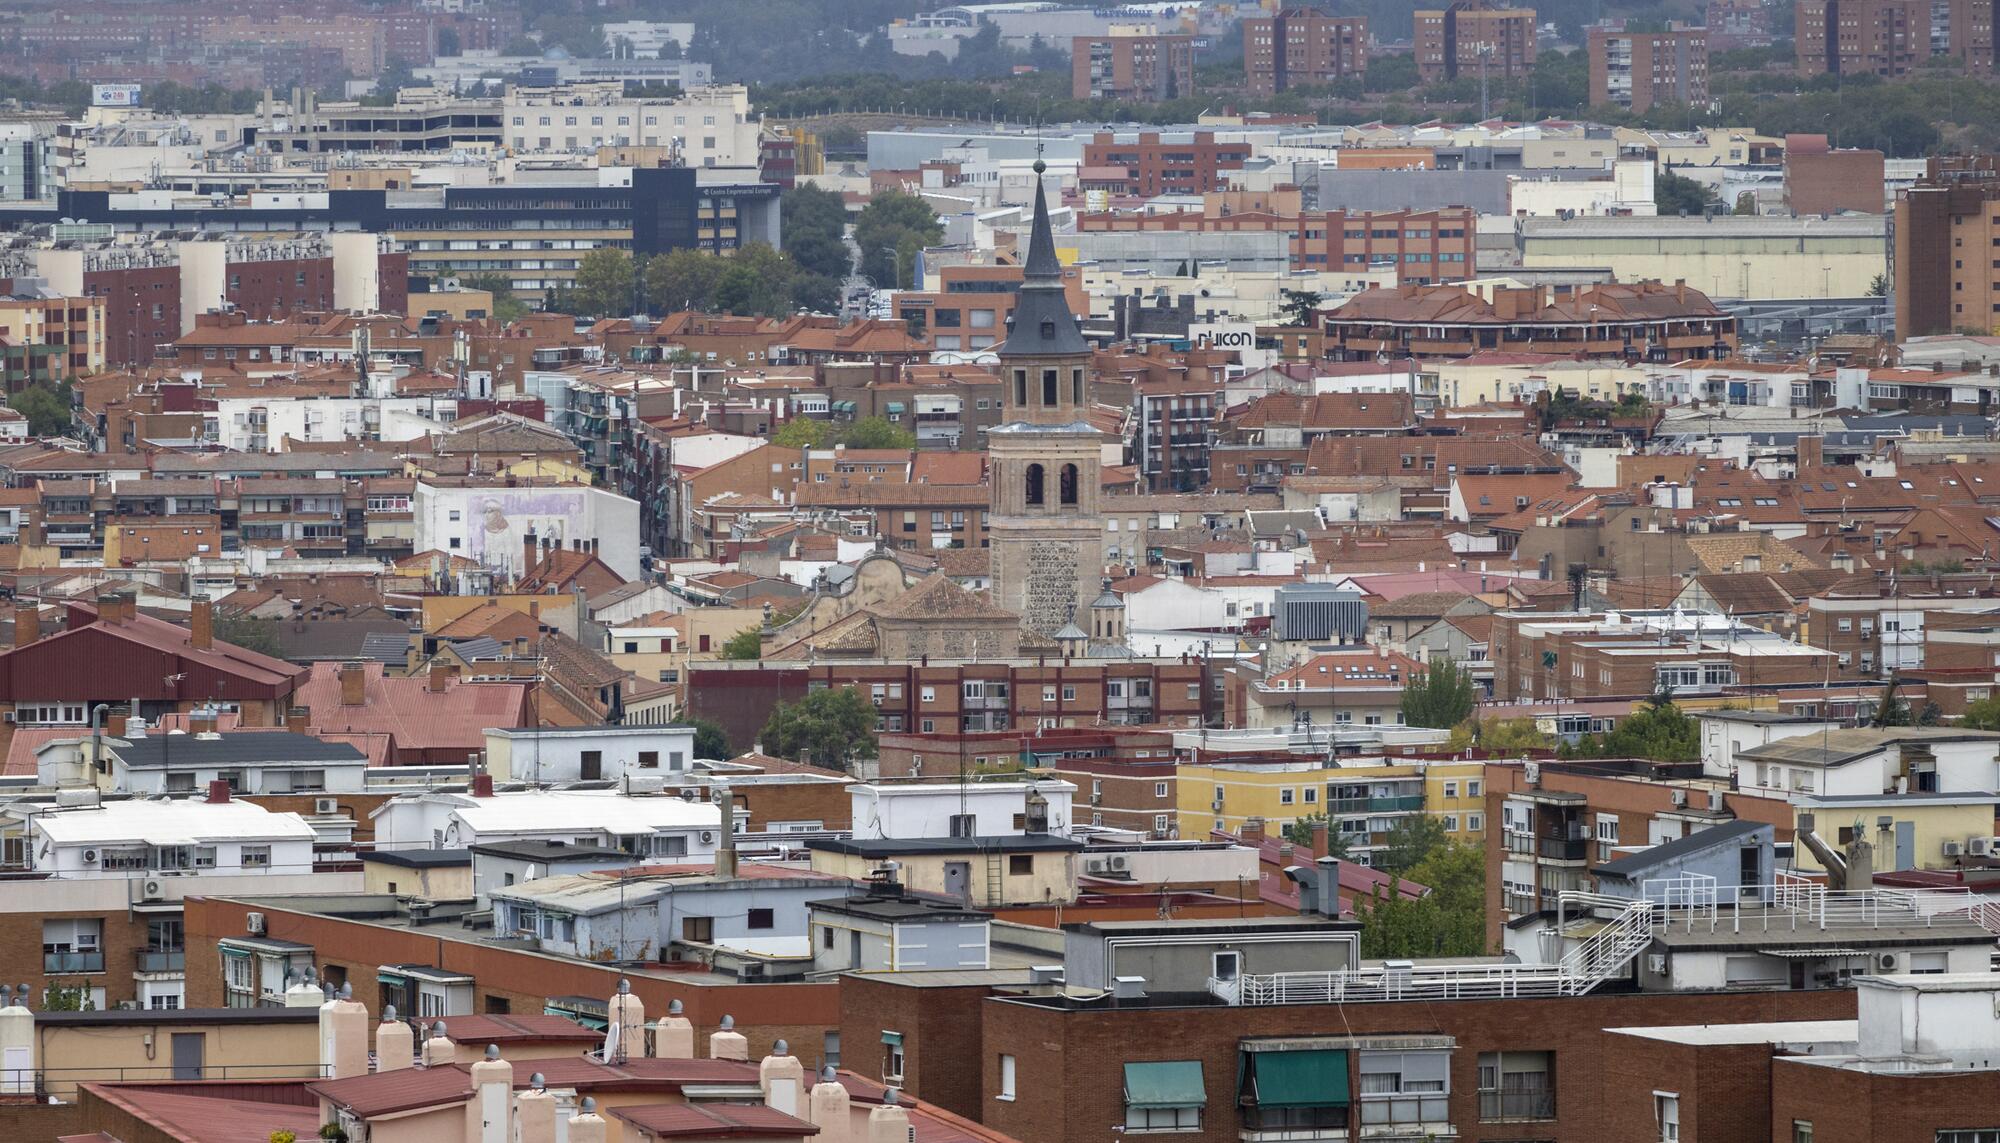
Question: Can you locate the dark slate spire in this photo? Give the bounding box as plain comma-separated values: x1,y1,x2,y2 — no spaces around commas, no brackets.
999,159,1088,359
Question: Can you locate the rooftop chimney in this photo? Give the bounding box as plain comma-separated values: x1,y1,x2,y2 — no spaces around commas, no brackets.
319,982,368,1081
1314,856,1342,918
867,1089,912,1143
470,1043,513,1143
710,1014,749,1061
713,784,738,879
566,1099,607,1143
376,1006,413,1072
190,599,213,652
95,594,125,625
809,1065,852,1143
422,1021,455,1067
606,980,643,1064
339,661,367,707
1309,820,1330,861
655,998,694,1059
429,663,451,693
12,604,36,650
205,779,231,804
523,529,539,576
761,1039,807,1118
286,706,309,734
515,1077,556,1143
471,773,495,798
1240,817,1265,846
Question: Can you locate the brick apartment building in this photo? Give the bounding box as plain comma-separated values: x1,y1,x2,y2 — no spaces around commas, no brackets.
1243,7,1370,93
1489,608,1837,702
1588,25,1709,113
1414,0,1537,83
1796,0,1926,76
1072,28,1196,101
1784,135,1887,215
1080,131,1253,197
1894,155,2000,337
1297,208,1476,284
686,660,1214,761
894,262,1089,355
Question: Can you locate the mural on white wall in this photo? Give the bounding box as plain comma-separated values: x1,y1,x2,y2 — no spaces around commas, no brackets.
469,489,588,570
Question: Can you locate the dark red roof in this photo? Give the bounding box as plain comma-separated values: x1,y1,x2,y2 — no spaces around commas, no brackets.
0,603,305,702
424,1013,602,1044
609,1101,821,1137
78,1084,320,1143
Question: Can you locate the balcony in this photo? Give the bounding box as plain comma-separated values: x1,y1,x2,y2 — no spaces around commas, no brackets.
1538,837,1589,861
1329,795,1424,814
44,950,104,974
1479,1086,1555,1121
134,948,185,974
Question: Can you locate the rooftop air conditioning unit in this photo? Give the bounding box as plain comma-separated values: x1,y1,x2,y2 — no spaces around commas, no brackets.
140,877,165,901
246,912,267,935
1944,839,1964,857
1974,837,1998,857
1669,789,1688,807
315,797,339,815
1877,952,1898,972
1084,856,1111,875
1108,855,1129,872
699,831,715,845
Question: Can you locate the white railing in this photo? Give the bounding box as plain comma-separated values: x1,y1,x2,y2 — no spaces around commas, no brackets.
1557,895,1654,996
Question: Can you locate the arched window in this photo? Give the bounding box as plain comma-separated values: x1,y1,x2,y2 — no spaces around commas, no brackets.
1060,463,1079,506
1025,463,1045,506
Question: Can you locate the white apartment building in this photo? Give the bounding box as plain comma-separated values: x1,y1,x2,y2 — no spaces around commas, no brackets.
501,83,759,167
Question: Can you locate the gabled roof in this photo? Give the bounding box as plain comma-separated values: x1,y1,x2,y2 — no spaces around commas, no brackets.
1594,820,1767,881
871,573,1017,622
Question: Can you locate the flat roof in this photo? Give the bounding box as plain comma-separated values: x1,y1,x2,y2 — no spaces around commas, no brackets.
1605,1019,1858,1046
470,839,632,861
807,835,1085,856
35,1007,321,1027
363,849,473,869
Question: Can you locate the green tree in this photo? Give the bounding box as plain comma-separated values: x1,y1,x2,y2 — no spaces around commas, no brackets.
760,686,879,772
9,383,71,437
854,190,943,288
780,183,853,280
675,717,731,760
1399,656,1478,729
1277,288,1324,327
1448,716,1555,753
790,272,844,315
771,418,829,448
459,274,529,322
836,416,917,450
1375,814,1450,876
1871,677,1914,727
719,627,763,660
42,981,95,1011
1571,689,1699,762
1280,812,1354,858
1870,273,1890,297
645,248,725,314
1351,839,1486,958
569,248,636,318
711,242,797,317
1962,695,2000,730
1655,169,1720,216
215,614,283,658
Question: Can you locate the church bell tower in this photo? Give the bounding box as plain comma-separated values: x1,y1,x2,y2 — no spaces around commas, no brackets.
987,160,1104,637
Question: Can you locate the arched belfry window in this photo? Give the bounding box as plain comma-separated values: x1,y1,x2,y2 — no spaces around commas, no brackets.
1060,463,1079,506
1025,463,1046,506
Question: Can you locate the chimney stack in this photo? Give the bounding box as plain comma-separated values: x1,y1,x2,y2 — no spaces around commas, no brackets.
95,594,124,624
1314,855,1342,919
12,604,36,649
205,779,231,804
867,1089,912,1143
468,1044,513,1143
654,998,694,1059
422,1021,455,1067
105,711,128,738
1240,817,1265,846
318,982,369,1080
713,784,737,879
761,1040,807,1119
515,1077,556,1143
286,706,309,734
376,1006,413,1071
566,1098,607,1143
523,529,540,577
429,663,451,693
190,599,213,651
709,1014,749,1061
1309,820,1330,860
606,980,644,1063
809,1065,853,1143
471,773,494,798
339,661,367,707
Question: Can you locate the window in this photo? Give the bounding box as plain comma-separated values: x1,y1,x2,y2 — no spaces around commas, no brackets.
1155,813,1171,832
999,1054,1017,1101
638,751,659,770
1443,781,1458,798
1656,1093,1680,1142
1359,1051,1450,1129
1124,1061,1206,1132
1155,782,1169,798
1467,780,1482,797
681,916,714,943
1793,1123,1813,1143
1008,854,1033,876
884,1033,905,1081
239,845,271,869
1478,1052,1554,1121
747,908,775,930
1280,788,1295,805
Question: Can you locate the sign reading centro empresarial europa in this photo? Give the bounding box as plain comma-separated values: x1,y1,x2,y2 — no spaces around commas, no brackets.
92,84,142,108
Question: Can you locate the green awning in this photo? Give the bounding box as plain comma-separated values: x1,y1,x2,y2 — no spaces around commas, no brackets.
376,970,410,985
882,1031,903,1046
886,402,906,414
545,1005,608,1031
1124,1061,1206,1110
1252,1049,1348,1107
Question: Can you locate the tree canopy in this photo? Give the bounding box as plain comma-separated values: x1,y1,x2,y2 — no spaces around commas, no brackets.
9,383,70,438
759,687,879,772
458,274,530,322
1654,169,1720,217
569,248,637,319
836,416,917,451
719,627,763,661
1563,690,1698,762
644,243,836,318
771,418,830,449
1374,814,1449,877
1352,839,1486,959
1448,716,1555,753
853,191,943,289
675,718,731,760
1399,656,1478,730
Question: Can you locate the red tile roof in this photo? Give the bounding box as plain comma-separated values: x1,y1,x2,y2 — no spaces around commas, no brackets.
0,603,306,703
77,1083,320,1143
295,661,529,760
423,1013,602,1043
